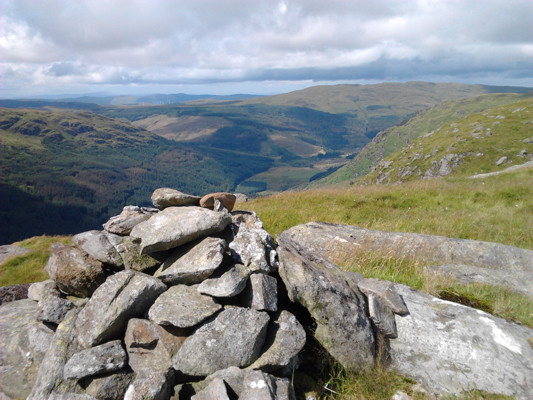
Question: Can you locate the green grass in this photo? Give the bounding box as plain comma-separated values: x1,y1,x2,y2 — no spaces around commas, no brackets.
0,235,71,286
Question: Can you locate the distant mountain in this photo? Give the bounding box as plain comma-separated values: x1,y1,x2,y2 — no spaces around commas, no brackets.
359,97,533,185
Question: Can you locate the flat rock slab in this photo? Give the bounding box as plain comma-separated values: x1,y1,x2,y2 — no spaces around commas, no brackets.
148,284,222,328
103,206,156,235
389,283,533,399
280,222,533,272
277,237,375,371
151,188,201,209
173,307,270,377
73,230,123,267
63,340,127,380
130,206,231,254
75,270,167,348
155,237,226,285
357,278,408,315
197,264,250,298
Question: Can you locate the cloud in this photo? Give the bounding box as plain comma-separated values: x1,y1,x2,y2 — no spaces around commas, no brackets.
1,0,532,97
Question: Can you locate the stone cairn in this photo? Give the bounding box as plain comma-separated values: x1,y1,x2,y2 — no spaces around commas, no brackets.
10,188,408,400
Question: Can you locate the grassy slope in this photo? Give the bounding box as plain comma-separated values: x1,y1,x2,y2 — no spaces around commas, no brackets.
320,93,531,185
362,97,533,184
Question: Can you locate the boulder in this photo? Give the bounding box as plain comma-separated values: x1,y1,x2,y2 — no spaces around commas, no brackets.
242,273,278,311
231,210,263,229
229,225,277,273
0,299,54,399
28,308,83,400
125,319,187,374
37,292,75,324
279,222,533,272
389,283,533,399
151,188,201,209
277,237,375,371
0,282,31,305
81,368,135,400
103,206,157,235
75,270,167,348
173,307,270,376
45,243,107,298
28,279,59,302
130,206,232,254
239,370,278,400
124,370,174,400
248,310,306,373
191,378,230,400
116,237,162,272
197,264,250,298
63,340,127,380
155,237,226,285
199,192,237,211
148,284,222,328
233,193,249,203
72,230,123,267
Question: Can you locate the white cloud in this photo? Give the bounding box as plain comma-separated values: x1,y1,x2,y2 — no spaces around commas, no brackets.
1,0,532,97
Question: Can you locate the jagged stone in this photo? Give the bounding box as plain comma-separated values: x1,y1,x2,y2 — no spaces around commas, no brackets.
366,294,397,338
45,243,107,298
197,264,250,298
240,370,277,400
389,283,533,399
0,282,31,305
243,273,278,311
155,237,226,285
63,340,127,380
195,366,245,396
124,370,174,400
229,225,277,272
130,206,232,254
28,308,83,400
28,279,59,302
75,270,167,348
277,237,375,371
103,206,157,235
116,237,162,272
37,292,75,324
73,230,123,267
125,319,187,374
173,307,270,376
81,368,135,400
191,378,230,400
234,193,249,203
357,278,408,315
231,210,263,229
148,284,222,328
199,192,237,211
151,188,201,209
248,310,306,373
0,299,54,399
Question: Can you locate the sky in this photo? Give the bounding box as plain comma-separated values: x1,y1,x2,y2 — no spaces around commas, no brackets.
1,0,532,98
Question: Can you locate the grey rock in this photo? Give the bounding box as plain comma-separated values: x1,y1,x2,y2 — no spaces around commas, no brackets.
0,244,30,264
197,366,245,396
0,299,53,399
0,282,30,305
229,225,277,272
357,278,408,315
199,192,237,212
103,206,156,235
151,188,201,209
248,310,306,373
28,279,59,302
124,370,174,400
367,294,397,338
75,270,167,348
155,237,226,285
45,243,107,298
63,340,127,380
37,292,75,324
233,193,249,204
191,378,230,400
426,263,533,298
279,222,533,273
125,319,187,374
72,230,123,267
391,391,412,400
81,368,135,400
130,206,232,254
148,284,222,328
173,307,270,376
276,238,375,371
28,308,83,400
518,149,528,157
116,237,162,272
240,370,277,400
243,273,278,311
197,264,250,298
389,283,533,399
47,394,98,400
231,210,263,229
496,155,508,165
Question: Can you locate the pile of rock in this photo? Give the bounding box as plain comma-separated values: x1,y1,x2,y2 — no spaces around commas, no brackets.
2,189,533,400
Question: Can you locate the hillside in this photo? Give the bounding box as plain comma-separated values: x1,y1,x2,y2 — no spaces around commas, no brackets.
360,97,533,185
0,108,271,244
